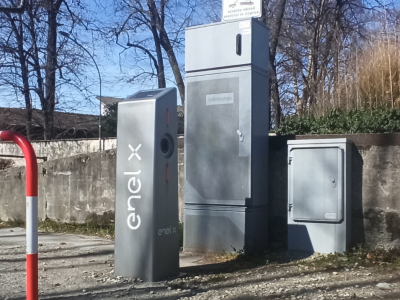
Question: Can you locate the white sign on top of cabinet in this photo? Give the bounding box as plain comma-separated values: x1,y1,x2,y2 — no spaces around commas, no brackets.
222,0,262,21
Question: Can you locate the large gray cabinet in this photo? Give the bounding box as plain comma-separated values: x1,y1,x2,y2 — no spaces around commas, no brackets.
184,18,270,253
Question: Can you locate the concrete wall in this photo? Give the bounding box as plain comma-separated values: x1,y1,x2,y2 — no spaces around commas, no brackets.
2,133,400,249
0,138,117,167
0,137,184,223
0,150,116,224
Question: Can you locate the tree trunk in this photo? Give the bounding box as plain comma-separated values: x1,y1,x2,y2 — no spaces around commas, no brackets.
333,0,343,109
289,55,301,114
9,13,32,139
26,4,46,137
265,0,287,128
147,0,185,105
152,31,166,88
159,30,185,105
269,59,281,128
44,0,62,140
147,0,166,88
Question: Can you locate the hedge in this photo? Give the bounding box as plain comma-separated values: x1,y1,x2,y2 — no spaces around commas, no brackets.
276,108,400,136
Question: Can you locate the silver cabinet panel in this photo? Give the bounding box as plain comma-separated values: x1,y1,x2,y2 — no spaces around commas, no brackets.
289,147,343,222
287,139,352,254
185,72,249,203
184,67,268,206
184,205,268,253
185,19,269,72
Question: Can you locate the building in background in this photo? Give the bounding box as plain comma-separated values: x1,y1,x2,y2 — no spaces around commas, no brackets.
96,96,123,116
0,107,98,140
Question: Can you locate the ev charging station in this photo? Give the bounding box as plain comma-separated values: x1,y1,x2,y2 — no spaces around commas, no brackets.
114,88,179,282
183,0,270,253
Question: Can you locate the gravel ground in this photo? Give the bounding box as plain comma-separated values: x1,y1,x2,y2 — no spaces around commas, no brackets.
1,228,400,300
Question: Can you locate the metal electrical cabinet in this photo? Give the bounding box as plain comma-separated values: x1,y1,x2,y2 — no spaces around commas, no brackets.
287,139,352,254
185,19,269,72
114,88,179,282
184,18,270,253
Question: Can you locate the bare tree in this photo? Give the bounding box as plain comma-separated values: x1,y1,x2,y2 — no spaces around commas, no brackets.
273,0,393,119
0,0,95,140
111,0,219,106
0,12,33,138
263,0,288,128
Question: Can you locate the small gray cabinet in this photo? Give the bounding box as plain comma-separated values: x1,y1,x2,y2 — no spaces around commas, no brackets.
288,139,352,254
289,147,344,223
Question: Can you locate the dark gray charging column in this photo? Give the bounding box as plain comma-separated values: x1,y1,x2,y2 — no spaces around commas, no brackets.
114,88,179,282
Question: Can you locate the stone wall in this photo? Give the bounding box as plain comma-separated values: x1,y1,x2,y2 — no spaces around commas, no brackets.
0,137,185,223
0,150,116,223
2,134,400,248
0,138,117,168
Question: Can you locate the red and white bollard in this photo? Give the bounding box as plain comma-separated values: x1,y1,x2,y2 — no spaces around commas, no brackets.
0,131,38,300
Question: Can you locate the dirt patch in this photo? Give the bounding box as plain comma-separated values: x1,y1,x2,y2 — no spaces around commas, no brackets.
1,228,400,300
386,212,400,241
0,159,15,170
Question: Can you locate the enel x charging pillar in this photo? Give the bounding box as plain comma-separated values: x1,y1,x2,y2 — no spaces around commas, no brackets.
114,88,179,282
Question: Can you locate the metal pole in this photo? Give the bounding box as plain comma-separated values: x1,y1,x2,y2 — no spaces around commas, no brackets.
59,31,102,151
0,131,38,300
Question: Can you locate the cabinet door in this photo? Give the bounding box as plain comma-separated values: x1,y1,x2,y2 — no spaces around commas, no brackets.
289,147,344,222
185,71,251,205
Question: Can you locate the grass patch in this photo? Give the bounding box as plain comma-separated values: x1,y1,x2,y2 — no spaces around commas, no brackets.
38,218,115,239
0,218,25,229
0,217,115,239
203,252,242,264
296,244,400,271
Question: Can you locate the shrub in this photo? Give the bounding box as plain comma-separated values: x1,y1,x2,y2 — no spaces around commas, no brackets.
277,108,400,136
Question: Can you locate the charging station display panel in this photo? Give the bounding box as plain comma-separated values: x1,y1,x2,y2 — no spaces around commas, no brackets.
128,90,164,99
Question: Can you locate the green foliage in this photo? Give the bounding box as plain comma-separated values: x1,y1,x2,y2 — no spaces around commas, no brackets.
277,108,400,135
101,103,118,138
0,218,25,229
38,218,115,239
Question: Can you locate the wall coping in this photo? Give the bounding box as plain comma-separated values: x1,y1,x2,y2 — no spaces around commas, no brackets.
294,133,400,146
